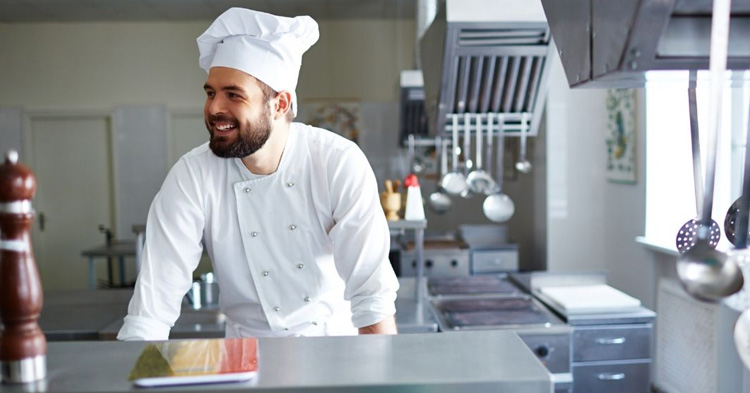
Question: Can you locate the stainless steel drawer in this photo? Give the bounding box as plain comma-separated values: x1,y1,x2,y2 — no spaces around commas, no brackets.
573,324,652,362
572,361,650,393
471,248,519,273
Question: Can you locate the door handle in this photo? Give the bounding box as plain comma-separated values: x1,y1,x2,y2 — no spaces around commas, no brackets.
595,337,626,345
38,212,46,232
597,373,625,381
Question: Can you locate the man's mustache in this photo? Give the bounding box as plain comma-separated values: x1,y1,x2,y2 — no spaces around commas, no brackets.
207,114,238,124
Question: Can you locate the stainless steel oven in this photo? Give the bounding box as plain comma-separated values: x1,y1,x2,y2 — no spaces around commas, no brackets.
426,275,573,392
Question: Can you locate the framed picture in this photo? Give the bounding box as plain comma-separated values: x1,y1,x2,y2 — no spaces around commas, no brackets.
605,89,637,184
300,99,362,145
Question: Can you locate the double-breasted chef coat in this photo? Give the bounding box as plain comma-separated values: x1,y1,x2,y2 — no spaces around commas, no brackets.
118,123,399,340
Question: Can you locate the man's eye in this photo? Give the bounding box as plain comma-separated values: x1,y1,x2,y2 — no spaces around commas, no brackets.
206,91,215,98
228,93,240,99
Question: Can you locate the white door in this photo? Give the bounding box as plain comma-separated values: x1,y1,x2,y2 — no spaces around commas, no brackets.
167,112,213,275
27,115,114,290
168,113,208,167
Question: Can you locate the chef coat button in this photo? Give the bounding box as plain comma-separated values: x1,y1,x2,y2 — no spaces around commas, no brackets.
274,306,281,312
287,182,295,187
297,263,304,269
251,232,259,237
243,187,251,193
262,270,270,277
312,321,318,326
304,296,311,302
284,328,289,331
289,224,297,231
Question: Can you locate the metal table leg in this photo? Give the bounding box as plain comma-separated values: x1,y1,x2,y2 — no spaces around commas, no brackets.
415,227,424,325
118,256,126,287
88,257,96,289
106,257,113,288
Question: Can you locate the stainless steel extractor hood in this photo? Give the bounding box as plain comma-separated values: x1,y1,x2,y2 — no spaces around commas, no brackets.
419,0,556,137
542,0,750,88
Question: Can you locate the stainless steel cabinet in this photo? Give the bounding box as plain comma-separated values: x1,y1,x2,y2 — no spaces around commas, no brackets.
572,360,651,393
570,320,654,393
399,248,469,277
471,247,519,273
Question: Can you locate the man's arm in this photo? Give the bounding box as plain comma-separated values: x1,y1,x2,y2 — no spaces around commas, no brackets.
118,157,205,341
326,143,400,334
359,315,397,335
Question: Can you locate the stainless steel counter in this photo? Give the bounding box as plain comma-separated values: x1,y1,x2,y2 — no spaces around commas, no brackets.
40,278,437,341
0,331,552,393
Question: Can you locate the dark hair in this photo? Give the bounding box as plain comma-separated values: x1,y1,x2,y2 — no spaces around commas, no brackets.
256,79,295,123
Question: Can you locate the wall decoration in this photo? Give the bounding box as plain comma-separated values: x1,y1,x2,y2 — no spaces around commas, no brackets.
605,89,637,183
302,100,362,145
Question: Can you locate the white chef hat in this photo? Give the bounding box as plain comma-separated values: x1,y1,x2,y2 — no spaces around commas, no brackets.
197,8,319,116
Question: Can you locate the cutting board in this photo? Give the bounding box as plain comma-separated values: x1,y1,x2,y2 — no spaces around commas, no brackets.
538,285,641,315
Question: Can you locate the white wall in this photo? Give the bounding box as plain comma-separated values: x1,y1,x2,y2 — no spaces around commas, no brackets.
0,18,424,288
0,18,418,231
1,18,655,300
545,55,654,308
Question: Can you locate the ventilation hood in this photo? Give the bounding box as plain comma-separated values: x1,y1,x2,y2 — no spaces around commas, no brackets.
419,0,556,137
541,0,750,88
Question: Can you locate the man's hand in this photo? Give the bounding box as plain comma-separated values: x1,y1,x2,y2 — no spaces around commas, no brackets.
358,315,398,335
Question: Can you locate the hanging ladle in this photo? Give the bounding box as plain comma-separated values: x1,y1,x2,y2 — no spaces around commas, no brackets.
515,113,532,174
677,0,744,302
460,112,475,199
428,137,452,214
483,113,515,223
724,92,750,245
675,71,722,254
731,87,750,372
440,114,468,196
466,113,496,194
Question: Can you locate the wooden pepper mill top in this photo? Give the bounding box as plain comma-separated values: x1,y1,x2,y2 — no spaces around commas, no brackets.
0,150,36,203
0,149,47,384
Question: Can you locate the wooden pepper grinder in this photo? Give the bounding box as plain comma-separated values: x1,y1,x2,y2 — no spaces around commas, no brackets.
0,150,46,383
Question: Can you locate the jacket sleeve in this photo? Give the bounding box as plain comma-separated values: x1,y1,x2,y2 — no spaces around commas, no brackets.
326,144,399,328
117,157,205,341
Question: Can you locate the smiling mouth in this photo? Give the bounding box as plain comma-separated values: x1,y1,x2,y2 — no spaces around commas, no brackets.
212,121,238,133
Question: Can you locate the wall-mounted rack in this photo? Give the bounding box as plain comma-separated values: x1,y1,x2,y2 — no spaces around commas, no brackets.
441,112,535,137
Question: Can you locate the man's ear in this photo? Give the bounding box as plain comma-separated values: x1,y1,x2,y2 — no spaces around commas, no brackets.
274,91,292,120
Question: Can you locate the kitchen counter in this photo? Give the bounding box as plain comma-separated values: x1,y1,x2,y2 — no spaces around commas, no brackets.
0,330,552,393
39,277,436,341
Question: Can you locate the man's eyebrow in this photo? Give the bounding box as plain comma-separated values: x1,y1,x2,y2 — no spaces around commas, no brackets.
203,84,246,93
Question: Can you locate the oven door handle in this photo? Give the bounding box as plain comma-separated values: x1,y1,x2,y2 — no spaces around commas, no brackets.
597,372,626,381
595,337,626,345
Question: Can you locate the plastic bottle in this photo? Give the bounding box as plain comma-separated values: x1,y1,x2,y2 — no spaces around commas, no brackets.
404,173,425,221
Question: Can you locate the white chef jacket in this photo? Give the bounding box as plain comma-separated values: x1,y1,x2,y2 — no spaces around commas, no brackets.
117,123,399,340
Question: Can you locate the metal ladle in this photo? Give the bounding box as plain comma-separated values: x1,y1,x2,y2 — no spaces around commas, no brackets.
466,113,496,194
440,114,468,196
724,94,750,245
515,113,532,174
675,71,721,253
677,0,744,302
483,114,515,222
428,137,452,214
460,113,475,199
731,108,750,371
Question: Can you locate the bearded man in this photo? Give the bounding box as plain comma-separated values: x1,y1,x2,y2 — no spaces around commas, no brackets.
117,8,398,340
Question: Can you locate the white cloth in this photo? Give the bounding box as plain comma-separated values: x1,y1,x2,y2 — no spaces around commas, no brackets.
196,8,319,116
118,124,399,340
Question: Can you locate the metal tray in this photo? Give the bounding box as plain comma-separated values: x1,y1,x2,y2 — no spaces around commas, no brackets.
427,274,523,297
430,295,565,331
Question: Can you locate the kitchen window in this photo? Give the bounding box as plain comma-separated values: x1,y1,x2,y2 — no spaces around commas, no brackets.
644,71,750,252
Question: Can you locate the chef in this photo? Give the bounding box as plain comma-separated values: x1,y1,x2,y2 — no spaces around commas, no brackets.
117,7,399,340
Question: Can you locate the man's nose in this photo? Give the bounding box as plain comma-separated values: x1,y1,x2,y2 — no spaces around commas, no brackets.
207,96,227,115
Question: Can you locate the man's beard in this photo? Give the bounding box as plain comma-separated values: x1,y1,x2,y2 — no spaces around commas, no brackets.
207,106,272,158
